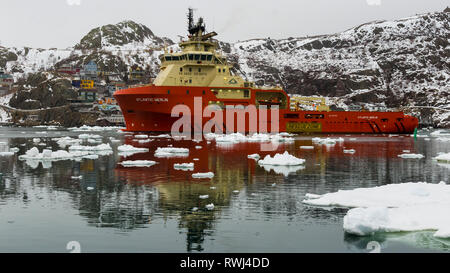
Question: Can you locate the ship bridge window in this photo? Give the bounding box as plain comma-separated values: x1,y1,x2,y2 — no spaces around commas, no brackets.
172,56,180,61
188,54,194,60
201,55,207,61
207,55,212,61
194,54,201,61
165,56,172,61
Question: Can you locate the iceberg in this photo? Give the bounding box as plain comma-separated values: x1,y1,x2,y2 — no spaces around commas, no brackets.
398,153,424,159
192,172,214,179
434,153,450,164
119,160,157,167
258,151,305,166
174,163,194,170
303,182,450,238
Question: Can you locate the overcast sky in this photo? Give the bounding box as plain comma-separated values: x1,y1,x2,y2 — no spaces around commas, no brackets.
0,0,448,48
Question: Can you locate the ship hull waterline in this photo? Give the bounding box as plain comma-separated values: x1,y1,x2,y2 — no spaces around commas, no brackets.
114,85,419,134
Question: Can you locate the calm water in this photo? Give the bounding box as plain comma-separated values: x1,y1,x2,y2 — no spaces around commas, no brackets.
0,127,449,253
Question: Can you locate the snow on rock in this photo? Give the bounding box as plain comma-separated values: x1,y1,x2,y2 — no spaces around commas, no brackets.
192,172,214,179
258,151,305,166
398,153,424,159
174,162,194,170
119,160,157,167
303,182,450,237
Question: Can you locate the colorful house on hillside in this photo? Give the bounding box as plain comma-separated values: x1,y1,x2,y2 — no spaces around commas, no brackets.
0,70,14,95
80,61,98,81
57,64,81,75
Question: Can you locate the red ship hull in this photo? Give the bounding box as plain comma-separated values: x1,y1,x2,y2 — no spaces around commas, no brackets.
114,85,419,134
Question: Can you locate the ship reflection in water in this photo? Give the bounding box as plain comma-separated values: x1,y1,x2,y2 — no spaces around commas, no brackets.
0,128,449,252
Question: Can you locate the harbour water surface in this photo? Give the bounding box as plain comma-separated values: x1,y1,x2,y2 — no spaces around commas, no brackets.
0,127,449,252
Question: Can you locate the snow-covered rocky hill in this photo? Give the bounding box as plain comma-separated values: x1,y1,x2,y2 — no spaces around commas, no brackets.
0,9,449,126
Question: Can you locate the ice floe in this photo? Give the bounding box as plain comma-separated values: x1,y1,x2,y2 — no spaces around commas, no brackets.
258,151,305,166
52,136,82,148
300,146,314,149
19,147,89,161
204,132,294,145
303,182,450,238
312,137,344,145
174,163,194,170
119,160,157,167
205,203,215,210
343,149,356,154
247,153,260,160
434,153,450,163
117,144,149,154
78,134,102,139
398,153,424,159
69,143,113,152
0,151,15,156
192,172,214,179
199,195,209,199
68,125,125,132
134,134,148,139
154,147,189,158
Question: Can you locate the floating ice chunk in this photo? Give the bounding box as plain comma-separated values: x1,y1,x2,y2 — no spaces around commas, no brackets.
70,143,113,151
10,147,19,153
312,137,344,145
69,125,125,132
87,138,102,144
193,158,199,161
343,205,450,238
117,144,149,152
134,134,148,139
398,153,424,159
78,134,102,139
199,195,209,199
261,164,305,176
136,139,152,143
0,151,14,156
303,182,450,208
271,183,277,187
87,187,94,191
174,163,194,170
258,151,305,166
53,137,82,148
192,207,198,212
195,146,202,149
247,153,260,160
434,153,450,164
192,172,214,179
303,182,450,237
33,138,41,143
71,175,82,179
210,187,216,190
83,154,99,160
233,190,239,194
349,138,357,141
119,160,157,167
402,150,410,153
109,137,121,143
300,146,314,149
25,147,39,157
154,147,189,158
343,149,356,154
19,148,89,161
305,193,321,199
149,134,171,138
205,203,215,210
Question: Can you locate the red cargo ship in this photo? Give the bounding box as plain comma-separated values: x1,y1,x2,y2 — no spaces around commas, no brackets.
114,9,418,134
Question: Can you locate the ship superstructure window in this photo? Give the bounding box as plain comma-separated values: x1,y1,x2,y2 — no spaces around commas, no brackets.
165,56,172,61
207,55,212,61
180,68,183,72
201,55,207,61
188,54,194,60
223,68,226,73
189,68,192,72
198,68,201,72
194,54,200,61
172,56,180,61
218,68,221,73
